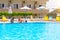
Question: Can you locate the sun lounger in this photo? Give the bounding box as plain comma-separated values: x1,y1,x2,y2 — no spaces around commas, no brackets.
2,15,8,22
56,16,60,21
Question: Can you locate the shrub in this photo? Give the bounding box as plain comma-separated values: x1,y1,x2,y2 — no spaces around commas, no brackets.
0,12,33,17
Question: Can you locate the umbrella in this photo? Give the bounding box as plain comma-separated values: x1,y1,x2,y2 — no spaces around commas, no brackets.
36,6,46,18
36,6,46,9
20,6,31,14
30,15,33,19
8,6,12,14
48,8,55,13
20,6,31,18
8,6,12,18
20,6,31,9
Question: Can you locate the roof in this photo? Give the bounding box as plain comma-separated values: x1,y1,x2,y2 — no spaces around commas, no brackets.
52,9,60,13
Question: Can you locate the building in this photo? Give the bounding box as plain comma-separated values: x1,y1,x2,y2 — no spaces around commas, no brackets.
0,0,48,9
0,0,49,18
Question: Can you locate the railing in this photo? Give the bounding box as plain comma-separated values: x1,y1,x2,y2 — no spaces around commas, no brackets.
0,8,8,12
0,8,49,15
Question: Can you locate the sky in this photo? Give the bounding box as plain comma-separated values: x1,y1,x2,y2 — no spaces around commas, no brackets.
46,0,60,12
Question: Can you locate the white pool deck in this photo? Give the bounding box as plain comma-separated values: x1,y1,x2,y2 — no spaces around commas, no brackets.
0,19,59,23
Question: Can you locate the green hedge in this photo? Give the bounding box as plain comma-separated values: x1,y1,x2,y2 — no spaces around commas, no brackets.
0,12,33,16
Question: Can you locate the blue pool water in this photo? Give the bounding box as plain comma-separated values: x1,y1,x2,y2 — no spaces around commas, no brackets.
0,22,60,40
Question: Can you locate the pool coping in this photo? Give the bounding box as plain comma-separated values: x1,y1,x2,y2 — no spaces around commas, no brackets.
0,19,60,23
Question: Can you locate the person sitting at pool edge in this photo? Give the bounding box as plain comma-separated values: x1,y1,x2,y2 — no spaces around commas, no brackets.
10,17,14,23
18,17,24,23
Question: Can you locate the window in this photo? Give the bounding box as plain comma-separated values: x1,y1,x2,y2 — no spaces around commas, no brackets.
28,5,31,8
0,3,4,8
14,4,18,9
0,4,1,8
2,4,4,8
39,5,42,7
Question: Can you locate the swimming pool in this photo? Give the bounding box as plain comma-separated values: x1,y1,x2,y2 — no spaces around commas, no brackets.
0,22,60,40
